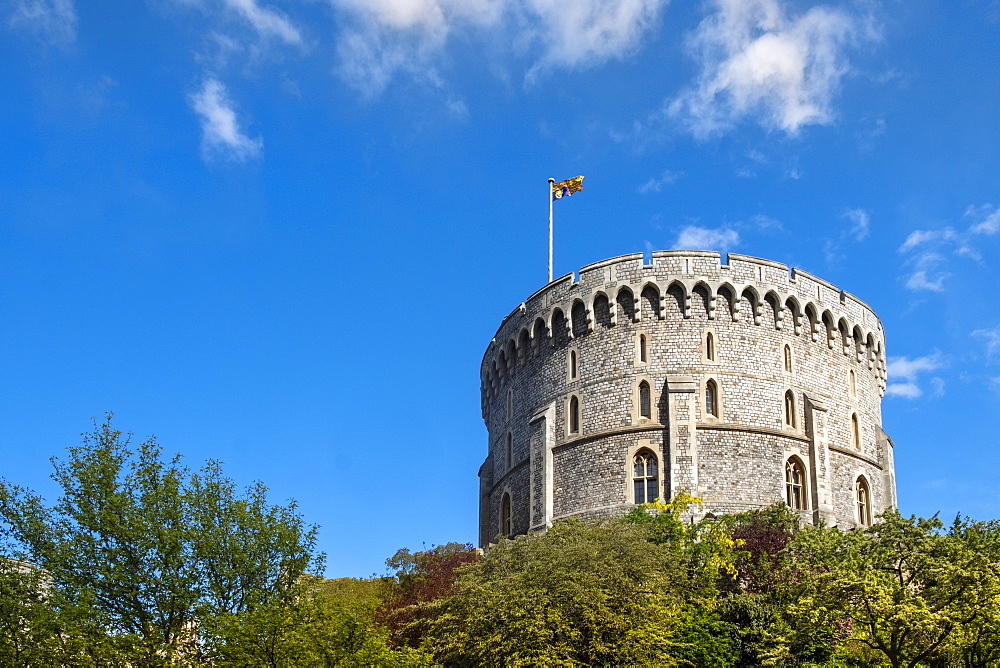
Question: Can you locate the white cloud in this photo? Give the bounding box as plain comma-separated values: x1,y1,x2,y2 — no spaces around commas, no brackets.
904,270,946,292
7,0,76,47
330,0,669,96
884,382,922,399
523,0,669,81
966,203,1000,236
189,78,263,163
973,326,1000,357
885,352,944,399
669,0,863,137
638,169,682,193
672,225,739,252
898,204,1000,291
220,0,301,44
843,207,869,241
899,227,956,253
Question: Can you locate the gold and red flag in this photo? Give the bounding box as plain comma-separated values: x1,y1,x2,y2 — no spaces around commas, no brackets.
551,175,584,199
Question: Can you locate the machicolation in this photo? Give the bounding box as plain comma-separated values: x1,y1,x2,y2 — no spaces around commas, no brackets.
479,250,897,545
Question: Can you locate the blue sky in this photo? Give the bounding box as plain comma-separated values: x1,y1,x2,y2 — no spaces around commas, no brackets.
1,0,998,577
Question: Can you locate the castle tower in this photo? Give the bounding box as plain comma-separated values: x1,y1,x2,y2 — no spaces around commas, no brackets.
479,251,896,545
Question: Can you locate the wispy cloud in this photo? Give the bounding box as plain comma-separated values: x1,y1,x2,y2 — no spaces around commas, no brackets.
898,204,999,291
669,0,868,137
885,352,945,399
330,0,669,97
843,207,870,241
220,0,301,43
189,78,263,163
671,225,739,252
638,169,682,193
823,207,871,265
6,0,77,48
967,203,1000,236
973,325,1000,357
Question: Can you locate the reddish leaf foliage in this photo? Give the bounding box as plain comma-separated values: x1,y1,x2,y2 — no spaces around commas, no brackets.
375,542,479,648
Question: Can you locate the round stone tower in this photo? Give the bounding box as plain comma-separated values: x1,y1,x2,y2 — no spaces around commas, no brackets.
479,251,896,545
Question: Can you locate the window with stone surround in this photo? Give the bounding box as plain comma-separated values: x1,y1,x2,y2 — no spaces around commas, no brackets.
568,395,580,435
855,477,872,527
638,333,648,364
500,492,512,537
639,381,651,419
706,331,716,361
783,344,793,373
849,369,857,398
632,450,659,504
505,432,513,471
785,457,806,509
705,379,719,418
506,388,513,420
784,390,796,428
851,413,861,451
569,349,579,380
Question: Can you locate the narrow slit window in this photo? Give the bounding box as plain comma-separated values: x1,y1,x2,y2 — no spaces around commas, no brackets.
849,369,857,398
784,344,792,372
639,381,651,419
784,391,796,428
570,350,578,379
569,396,580,434
852,413,861,451
501,493,512,537
505,433,512,471
639,334,647,363
706,332,716,361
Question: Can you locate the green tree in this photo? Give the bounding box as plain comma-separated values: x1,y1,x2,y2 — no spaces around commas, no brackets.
424,518,736,667
0,415,322,663
376,542,479,648
206,576,433,667
786,510,1000,668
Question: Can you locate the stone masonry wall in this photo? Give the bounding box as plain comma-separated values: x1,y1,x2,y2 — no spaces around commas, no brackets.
478,251,895,544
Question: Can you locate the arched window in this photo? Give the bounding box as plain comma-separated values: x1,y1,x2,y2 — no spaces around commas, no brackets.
705,379,719,418
785,458,805,510
852,413,861,451
639,381,651,419
849,369,857,398
784,390,796,428
706,331,716,361
783,344,792,372
633,450,659,504
568,395,580,434
505,433,513,471
500,493,512,537
506,388,513,419
569,350,578,380
856,477,872,527
639,334,648,363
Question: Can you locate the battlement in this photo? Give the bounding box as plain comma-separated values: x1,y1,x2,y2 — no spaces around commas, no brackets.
483,251,885,401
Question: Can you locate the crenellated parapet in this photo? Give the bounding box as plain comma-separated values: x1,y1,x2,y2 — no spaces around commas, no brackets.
481,251,886,419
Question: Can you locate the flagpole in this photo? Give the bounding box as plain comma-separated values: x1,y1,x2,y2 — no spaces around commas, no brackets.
548,178,555,283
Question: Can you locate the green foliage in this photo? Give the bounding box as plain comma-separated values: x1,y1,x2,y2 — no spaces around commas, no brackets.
423,518,735,667
785,510,1000,668
205,577,433,666
623,493,743,589
377,542,479,648
0,415,322,663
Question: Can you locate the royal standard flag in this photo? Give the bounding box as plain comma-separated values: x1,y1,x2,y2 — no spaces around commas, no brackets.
552,175,584,199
